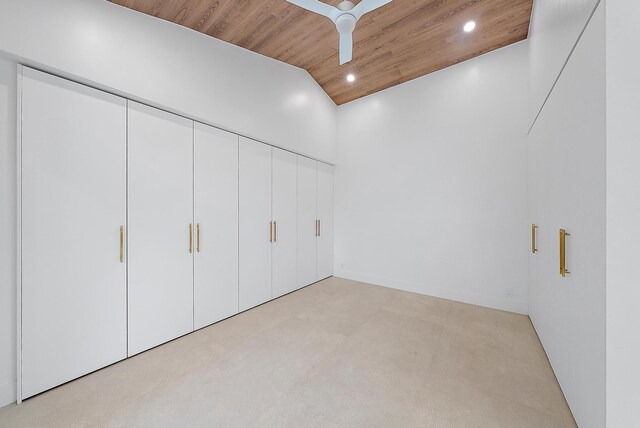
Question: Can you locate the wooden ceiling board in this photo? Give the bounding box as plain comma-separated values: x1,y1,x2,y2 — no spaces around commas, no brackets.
111,0,533,105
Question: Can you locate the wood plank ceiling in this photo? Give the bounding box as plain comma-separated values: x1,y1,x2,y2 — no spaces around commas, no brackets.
111,0,533,105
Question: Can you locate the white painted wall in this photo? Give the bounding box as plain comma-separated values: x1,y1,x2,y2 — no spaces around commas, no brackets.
605,0,640,425
528,0,601,126
0,0,337,163
527,4,605,427
0,57,17,408
334,42,529,314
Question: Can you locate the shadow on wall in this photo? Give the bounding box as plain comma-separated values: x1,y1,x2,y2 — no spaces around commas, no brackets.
0,55,18,407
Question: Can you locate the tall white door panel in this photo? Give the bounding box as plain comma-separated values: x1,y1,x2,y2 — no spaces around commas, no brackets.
194,123,239,329
297,156,317,288
20,67,127,399
317,162,334,280
128,102,194,355
239,138,272,311
272,149,298,298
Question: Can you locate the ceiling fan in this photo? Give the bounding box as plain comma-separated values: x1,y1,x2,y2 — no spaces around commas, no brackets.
287,0,393,65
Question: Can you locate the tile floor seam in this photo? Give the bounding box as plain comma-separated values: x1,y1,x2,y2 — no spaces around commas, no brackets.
205,310,302,353
409,315,449,416
299,396,339,426
455,375,568,425
430,332,568,422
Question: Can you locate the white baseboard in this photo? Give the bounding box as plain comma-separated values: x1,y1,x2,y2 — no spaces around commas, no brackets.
334,270,529,315
0,380,16,408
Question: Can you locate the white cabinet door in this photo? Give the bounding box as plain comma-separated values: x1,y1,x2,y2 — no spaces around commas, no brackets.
272,148,298,298
194,123,239,329
20,68,127,399
317,162,334,280
297,156,317,288
128,102,194,356
239,138,272,311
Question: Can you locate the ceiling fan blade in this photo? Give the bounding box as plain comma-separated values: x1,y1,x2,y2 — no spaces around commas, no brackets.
287,0,341,21
339,32,353,65
351,0,393,20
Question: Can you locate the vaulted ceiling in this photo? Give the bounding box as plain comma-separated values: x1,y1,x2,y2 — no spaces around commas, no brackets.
111,0,533,105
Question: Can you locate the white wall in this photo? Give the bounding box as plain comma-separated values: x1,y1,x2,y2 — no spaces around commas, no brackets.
0,57,17,407
528,0,601,126
527,4,605,427
0,0,337,163
334,42,529,314
606,0,640,425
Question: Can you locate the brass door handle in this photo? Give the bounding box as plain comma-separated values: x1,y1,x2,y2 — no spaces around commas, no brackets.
560,228,570,276
197,223,200,252
273,221,277,243
269,221,273,243
531,224,538,254
119,226,124,263
318,219,321,237
189,223,193,254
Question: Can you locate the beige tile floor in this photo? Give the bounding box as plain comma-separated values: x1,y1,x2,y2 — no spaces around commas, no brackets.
0,277,576,427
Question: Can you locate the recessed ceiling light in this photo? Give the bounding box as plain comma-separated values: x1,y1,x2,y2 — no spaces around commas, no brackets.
464,21,476,32
346,74,356,83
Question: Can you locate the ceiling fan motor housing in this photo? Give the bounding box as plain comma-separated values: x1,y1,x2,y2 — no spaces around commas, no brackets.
336,14,357,34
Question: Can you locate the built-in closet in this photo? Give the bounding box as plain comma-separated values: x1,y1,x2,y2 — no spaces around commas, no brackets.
17,66,334,401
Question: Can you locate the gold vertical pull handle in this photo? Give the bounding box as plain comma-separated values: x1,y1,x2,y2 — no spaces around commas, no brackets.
273,221,277,243
119,226,124,263
315,220,318,237
531,224,538,254
269,221,273,243
189,223,193,254
318,219,321,237
197,223,200,253
560,228,570,276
